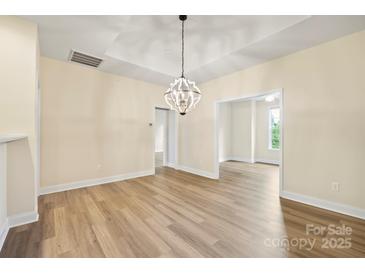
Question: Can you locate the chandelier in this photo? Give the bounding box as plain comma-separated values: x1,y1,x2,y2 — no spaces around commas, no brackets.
164,15,202,115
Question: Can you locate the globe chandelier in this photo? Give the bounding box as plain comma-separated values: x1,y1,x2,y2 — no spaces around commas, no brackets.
164,15,202,115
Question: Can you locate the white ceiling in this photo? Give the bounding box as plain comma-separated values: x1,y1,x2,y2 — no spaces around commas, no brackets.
23,15,365,85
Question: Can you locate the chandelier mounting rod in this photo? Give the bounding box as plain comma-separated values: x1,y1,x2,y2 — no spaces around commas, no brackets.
179,15,187,78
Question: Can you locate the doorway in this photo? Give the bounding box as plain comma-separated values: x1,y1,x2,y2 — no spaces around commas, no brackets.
154,107,177,171
215,89,283,194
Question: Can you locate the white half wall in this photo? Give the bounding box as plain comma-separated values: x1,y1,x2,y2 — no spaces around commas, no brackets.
0,144,7,249
0,16,38,219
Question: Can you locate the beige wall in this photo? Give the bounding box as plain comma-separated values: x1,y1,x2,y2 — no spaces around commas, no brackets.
255,99,280,163
179,30,365,209
0,16,38,216
40,57,166,187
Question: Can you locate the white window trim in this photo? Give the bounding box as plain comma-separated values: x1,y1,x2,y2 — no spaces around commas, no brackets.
268,105,280,150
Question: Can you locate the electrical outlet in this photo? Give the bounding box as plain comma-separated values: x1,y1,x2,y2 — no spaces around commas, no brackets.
331,182,340,192
97,164,102,170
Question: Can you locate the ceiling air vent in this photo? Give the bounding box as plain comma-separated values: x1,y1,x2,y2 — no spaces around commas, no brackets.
69,50,103,68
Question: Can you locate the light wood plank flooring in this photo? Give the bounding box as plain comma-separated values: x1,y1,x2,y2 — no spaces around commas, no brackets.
1,161,365,257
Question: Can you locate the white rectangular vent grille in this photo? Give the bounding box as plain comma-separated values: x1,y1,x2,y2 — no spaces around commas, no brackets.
69,50,103,68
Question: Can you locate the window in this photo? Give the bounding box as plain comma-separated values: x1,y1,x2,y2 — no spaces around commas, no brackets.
269,107,280,150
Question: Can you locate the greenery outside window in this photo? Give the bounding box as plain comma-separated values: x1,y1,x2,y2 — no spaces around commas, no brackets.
269,107,280,150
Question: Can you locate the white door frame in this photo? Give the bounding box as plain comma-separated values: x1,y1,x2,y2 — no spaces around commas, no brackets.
169,109,179,169
162,111,168,167
214,88,284,195
153,107,178,171
35,82,41,204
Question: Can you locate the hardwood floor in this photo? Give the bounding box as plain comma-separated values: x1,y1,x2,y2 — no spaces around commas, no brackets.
1,161,365,257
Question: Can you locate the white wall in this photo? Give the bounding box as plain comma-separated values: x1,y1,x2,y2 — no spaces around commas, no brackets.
178,30,365,210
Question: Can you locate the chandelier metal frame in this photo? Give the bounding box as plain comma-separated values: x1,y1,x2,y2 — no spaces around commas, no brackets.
164,15,202,115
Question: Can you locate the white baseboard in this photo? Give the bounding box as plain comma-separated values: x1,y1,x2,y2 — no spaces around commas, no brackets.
40,169,155,195
219,156,254,163
8,211,39,228
166,162,176,168
219,156,232,163
255,158,280,165
230,156,254,163
177,165,218,179
219,156,280,165
0,211,39,251
280,191,365,220
0,219,9,251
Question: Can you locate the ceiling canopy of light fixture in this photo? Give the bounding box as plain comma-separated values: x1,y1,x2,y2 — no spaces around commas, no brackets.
164,15,202,115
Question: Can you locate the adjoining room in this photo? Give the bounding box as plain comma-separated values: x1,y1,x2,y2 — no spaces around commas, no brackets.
217,91,282,207
154,107,177,170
